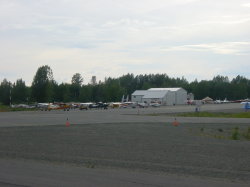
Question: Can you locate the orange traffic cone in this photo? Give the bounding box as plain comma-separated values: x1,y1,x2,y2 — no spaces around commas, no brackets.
172,118,180,126
66,118,70,127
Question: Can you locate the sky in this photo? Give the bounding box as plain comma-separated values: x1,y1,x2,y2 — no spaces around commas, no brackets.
0,0,250,85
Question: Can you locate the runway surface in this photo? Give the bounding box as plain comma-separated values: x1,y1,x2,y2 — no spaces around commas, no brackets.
0,159,248,187
0,103,249,127
0,103,249,186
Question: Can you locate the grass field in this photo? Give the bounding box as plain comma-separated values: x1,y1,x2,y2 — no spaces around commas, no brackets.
177,111,250,118
190,126,250,141
148,111,250,118
0,122,250,182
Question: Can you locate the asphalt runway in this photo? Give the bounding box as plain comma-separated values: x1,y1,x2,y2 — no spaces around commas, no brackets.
0,103,249,187
0,103,249,127
0,159,248,187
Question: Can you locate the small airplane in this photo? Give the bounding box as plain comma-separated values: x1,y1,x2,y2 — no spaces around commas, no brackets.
150,103,161,107
110,102,121,108
119,102,136,108
11,104,35,109
138,103,148,108
241,101,250,110
214,100,222,104
37,103,71,111
79,103,93,110
186,100,196,105
37,103,49,110
88,102,109,109
222,98,230,103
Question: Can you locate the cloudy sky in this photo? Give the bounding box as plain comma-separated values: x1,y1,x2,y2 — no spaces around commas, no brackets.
0,0,250,85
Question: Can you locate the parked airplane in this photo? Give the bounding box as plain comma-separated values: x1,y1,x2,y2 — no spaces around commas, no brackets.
186,100,196,105
88,102,109,109
79,103,93,110
121,95,129,103
119,102,137,108
150,103,161,107
37,103,71,111
138,103,148,108
37,103,49,110
11,104,35,109
241,102,250,111
110,102,121,108
214,100,222,104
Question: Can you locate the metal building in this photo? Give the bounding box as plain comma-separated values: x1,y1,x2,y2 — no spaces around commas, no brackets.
131,88,187,105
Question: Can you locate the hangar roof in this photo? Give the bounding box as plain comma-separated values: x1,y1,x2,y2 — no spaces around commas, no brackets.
132,90,148,96
148,88,182,91
132,88,186,98
142,90,168,99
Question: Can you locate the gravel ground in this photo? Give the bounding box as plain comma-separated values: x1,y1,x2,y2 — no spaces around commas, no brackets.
0,103,250,186
0,122,249,182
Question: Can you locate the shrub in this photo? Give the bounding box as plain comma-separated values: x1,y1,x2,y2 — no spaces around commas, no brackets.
218,128,223,132
242,127,250,140
231,127,240,140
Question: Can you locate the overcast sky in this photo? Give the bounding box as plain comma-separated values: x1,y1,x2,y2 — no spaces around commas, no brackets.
1,0,250,85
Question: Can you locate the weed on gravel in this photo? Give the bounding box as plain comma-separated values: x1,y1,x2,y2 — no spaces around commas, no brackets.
194,126,250,141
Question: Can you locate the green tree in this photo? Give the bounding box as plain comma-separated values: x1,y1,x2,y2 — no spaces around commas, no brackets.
230,75,248,100
71,73,83,86
31,65,54,102
12,79,28,104
210,75,230,100
70,73,83,101
193,80,212,99
0,79,12,105
79,85,93,102
118,73,135,95
103,78,124,102
54,83,71,102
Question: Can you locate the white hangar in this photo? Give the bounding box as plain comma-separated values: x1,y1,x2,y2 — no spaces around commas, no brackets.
131,88,187,105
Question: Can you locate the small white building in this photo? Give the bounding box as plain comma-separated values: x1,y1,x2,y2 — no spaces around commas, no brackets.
131,88,187,105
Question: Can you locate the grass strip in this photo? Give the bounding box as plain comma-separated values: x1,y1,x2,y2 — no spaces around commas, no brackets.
177,112,250,118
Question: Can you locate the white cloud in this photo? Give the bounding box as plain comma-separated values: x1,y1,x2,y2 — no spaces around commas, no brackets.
242,3,250,7
0,0,250,84
162,42,250,55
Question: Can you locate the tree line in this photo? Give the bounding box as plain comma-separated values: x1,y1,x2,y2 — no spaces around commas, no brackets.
0,65,250,105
